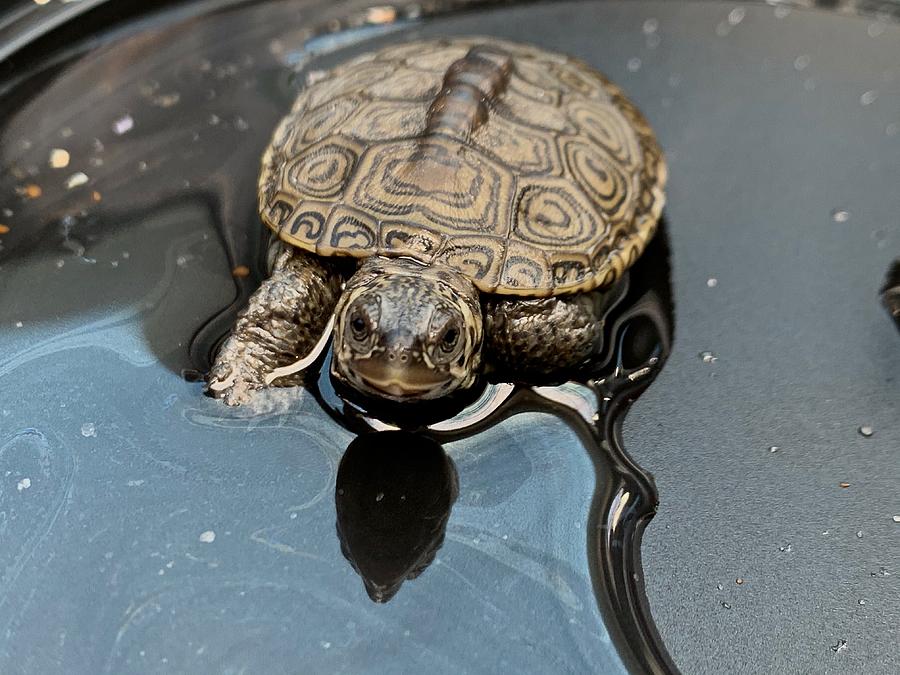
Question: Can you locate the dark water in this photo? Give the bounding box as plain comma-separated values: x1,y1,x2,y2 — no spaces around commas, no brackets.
1,1,898,674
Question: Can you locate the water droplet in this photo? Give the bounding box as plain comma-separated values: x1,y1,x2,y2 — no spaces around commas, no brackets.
707,277,718,287
728,7,745,25
867,22,885,38
65,172,89,189
699,351,718,364
793,55,811,71
16,477,31,491
860,90,877,106
831,639,847,653
112,114,134,135
626,57,642,72
858,425,874,437
80,422,97,438
642,18,659,34
198,530,216,543
768,446,780,453
831,209,850,223
49,148,70,169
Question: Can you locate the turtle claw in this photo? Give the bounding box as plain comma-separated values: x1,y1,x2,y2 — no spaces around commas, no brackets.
206,364,264,406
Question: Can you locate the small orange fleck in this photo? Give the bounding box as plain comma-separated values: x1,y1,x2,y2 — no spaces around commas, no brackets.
839,482,850,488
0,224,9,234
23,184,42,199
231,265,251,278
366,6,397,24
91,191,102,202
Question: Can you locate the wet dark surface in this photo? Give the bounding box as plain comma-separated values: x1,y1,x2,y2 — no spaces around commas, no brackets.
0,1,898,674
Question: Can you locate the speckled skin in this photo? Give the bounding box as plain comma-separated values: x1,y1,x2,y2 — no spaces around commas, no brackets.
207,245,341,405
207,244,614,405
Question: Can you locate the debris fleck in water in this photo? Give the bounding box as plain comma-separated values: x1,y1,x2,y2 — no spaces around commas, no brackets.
699,351,718,364
831,639,847,653
768,446,780,453
21,184,42,199
892,515,900,523
375,492,385,502
707,277,718,288
80,422,97,438
859,90,877,106
16,477,31,491
856,530,863,539
152,92,181,108
0,224,9,234
839,482,850,488
721,601,731,609
49,148,71,168
112,114,134,135
716,583,723,590
793,55,810,71
15,321,23,328
199,530,216,543
779,543,792,553
858,598,867,605
231,265,250,278
735,578,744,585
627,57,642,73
643,18,659,34
858,425,873,437
65,172,89,189
831,209,849,223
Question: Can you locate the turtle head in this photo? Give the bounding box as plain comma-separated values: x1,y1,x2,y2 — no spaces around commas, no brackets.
332,257,483,402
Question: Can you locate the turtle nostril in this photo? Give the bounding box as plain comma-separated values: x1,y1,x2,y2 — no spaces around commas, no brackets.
399,353,408,363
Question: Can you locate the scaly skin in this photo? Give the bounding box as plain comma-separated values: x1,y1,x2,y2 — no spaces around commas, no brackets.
207,246,342,405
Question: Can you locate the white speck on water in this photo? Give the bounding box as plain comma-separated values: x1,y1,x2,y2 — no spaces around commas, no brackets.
831,639,848,653
856,530,863,539
158,569,165,576
642,18,659,34
375,492,384,502
707,277,718,287
81,422,97,437
320,641,331,649
126,480,145,487
56,259,65,268
112,114,134,135
728,7,745,25
289,512,298,520
137,161,148,172
774,5,790,19
831,209,850,223
721,601,732,609
867,22,885,38
779,543,792,553
15,321,23,328
121,251,130,259
892,515,900,523
208,114,221,126
626,57,642,72
858,425,874,437
234,116,250,131
110,260,119,268
165,561,174,569
17,477,31,491
860,90,877,106
65,172,89,189
793,55,811,71
199,530,216,544
699,351,718,364
716,583,723,590
858,598,867,605
176,254,192,267
768,445,780,453
2,208,12,217
49,148,71,168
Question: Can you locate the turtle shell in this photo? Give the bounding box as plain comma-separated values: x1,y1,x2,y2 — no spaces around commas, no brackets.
259,37,666,296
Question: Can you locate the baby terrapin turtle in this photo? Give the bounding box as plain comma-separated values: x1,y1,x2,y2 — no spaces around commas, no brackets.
208,37,666,405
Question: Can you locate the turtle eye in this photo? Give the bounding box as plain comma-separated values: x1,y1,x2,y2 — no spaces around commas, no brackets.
439,326,459,353
349,312,369,341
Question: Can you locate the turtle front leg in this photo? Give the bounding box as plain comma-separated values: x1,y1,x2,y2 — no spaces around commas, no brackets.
207,246,342,405
483,288,619,382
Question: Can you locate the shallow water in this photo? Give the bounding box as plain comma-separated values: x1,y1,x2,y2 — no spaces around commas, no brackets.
1,1,899,674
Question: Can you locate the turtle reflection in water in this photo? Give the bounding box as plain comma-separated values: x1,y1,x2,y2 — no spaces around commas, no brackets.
328,226,673,605
206,37,666,405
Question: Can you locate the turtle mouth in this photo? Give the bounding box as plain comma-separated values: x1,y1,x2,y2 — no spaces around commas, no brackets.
335,357,454,401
